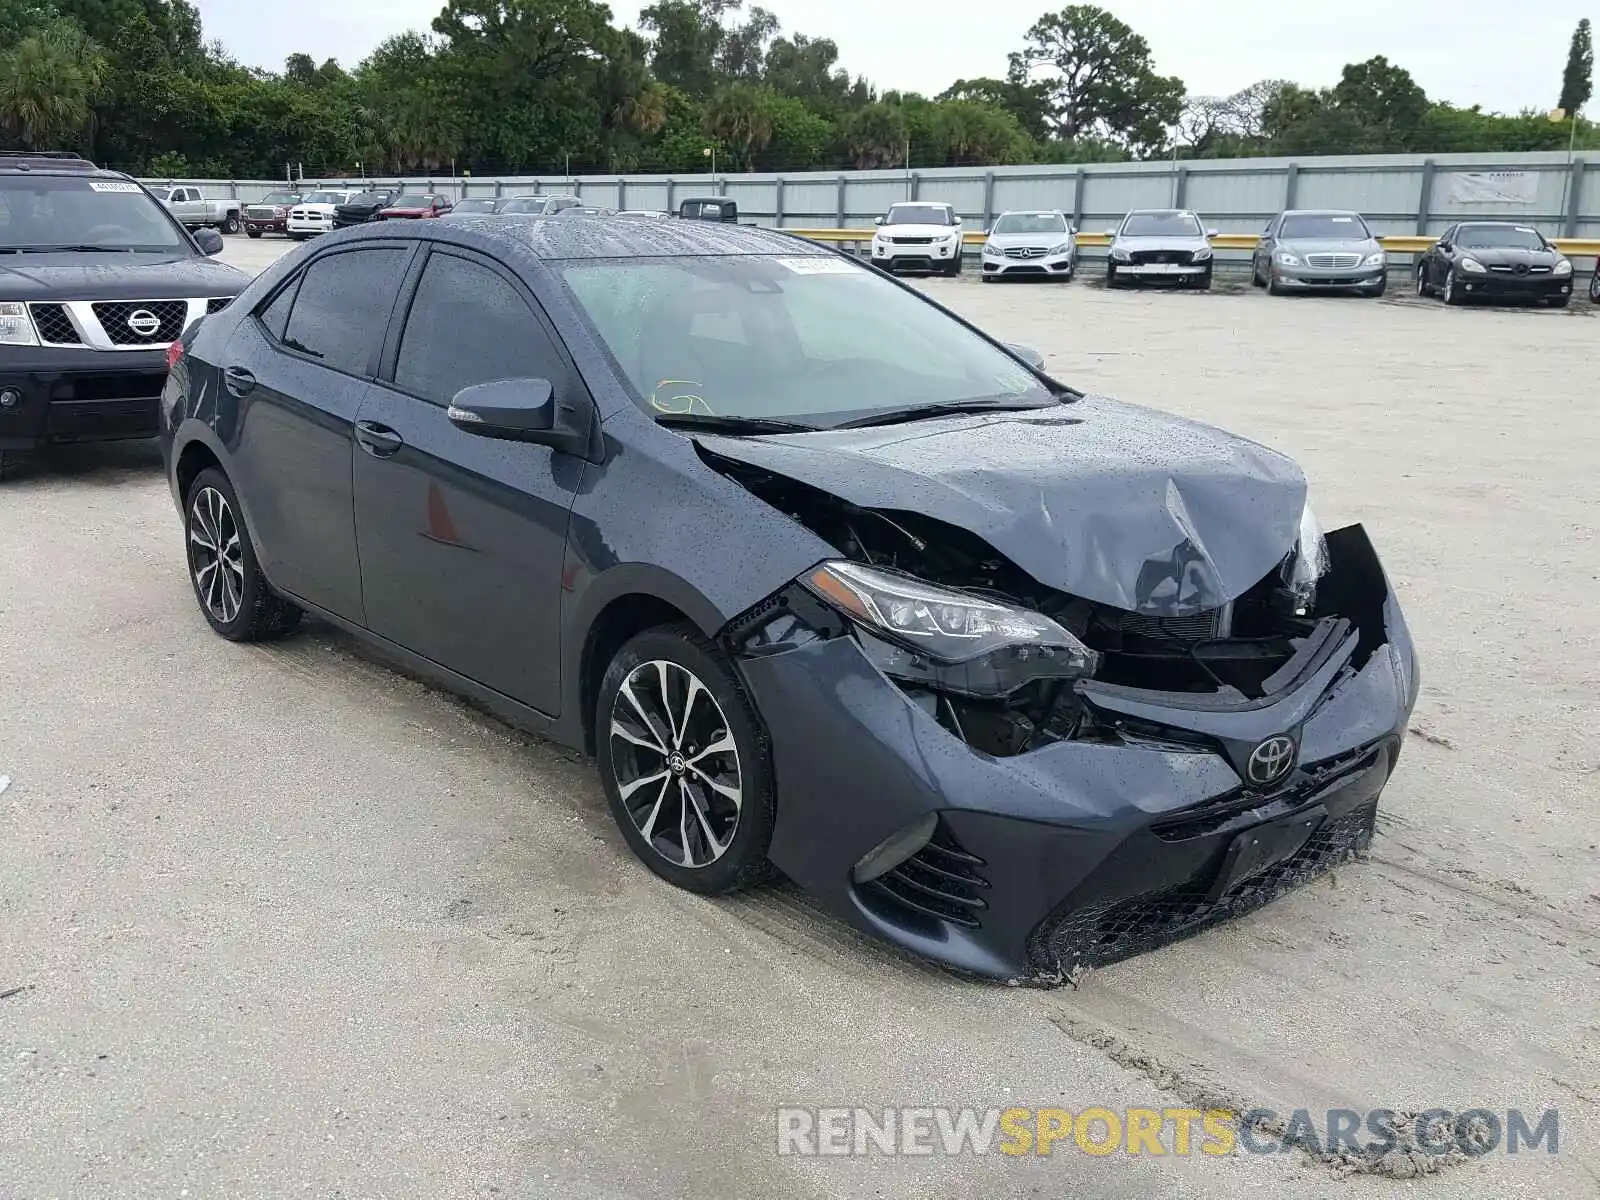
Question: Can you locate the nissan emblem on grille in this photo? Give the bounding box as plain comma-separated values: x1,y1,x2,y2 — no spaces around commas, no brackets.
126,309,161,337
1246,735,1296,786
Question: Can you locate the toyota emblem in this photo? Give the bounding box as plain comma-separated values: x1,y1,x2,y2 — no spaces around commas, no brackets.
126,309,161,337
1246,735,1296,786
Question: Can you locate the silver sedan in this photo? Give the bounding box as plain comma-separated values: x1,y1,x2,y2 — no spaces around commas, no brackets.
980,210,1077,282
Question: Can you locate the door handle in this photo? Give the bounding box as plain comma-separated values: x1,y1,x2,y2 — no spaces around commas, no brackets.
223,365,256,396
354,420,404,457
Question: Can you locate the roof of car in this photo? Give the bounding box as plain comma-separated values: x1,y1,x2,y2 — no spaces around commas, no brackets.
343,213,822,260
0,151,126,179
1281,208,1364,216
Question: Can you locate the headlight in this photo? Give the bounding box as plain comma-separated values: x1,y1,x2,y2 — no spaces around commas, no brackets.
1048,242,1071,256
1281,502,1330,615
1460,257,1486,274
0,302,39,346
1275,251,1301,267
1110,246,1130,261
802,561,1099,698
983,243,1003,258
1191,246,1213,262
1553,258,1572,276
272,206,286,217
1363,251,1386,267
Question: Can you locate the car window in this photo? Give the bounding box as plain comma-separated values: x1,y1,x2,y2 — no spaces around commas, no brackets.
279,247,411,376
393,252,558,405
1121,212,1202,237
991,212,1066,235
0,174,187,251
885,204,952,226
257,278,299,342
1280,213,1371,239
558,255,1048,427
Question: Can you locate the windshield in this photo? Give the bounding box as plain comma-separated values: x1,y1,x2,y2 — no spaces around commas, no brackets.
0,175,188,252
390,194,434,209
885,204,953,227
992,212,1067,235
259,191,298,206
1456,225,1546,250
1121,212,1201,237
454,199,497,212
351,192,389,205
303,191,346,205
1280,213,1371,240
557,254,1051,429
500,197,550,214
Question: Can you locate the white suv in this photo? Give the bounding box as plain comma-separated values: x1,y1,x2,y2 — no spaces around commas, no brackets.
870,202,965,276
286,189,358,240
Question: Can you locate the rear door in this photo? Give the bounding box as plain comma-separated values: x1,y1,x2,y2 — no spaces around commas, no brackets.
224,241,416,622
351,246,585,715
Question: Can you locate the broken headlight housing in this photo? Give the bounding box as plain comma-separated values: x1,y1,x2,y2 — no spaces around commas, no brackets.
1282,502,1330,614
801,560,1099,699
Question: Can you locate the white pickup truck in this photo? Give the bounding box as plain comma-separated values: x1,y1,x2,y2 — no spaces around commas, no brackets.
156,186,243,235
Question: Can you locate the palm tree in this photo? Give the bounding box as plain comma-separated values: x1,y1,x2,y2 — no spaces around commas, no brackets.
703,84,775,171
841,102,908,170
0,23,105,149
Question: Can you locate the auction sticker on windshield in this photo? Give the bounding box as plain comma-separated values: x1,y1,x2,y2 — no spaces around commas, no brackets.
775,256,857,275
88,181,142,193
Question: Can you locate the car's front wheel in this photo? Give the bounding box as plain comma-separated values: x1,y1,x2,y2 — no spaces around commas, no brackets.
597,624,774,895
185,467,301,642
246,228,262,239
1443,269,1464,305
1415,262,1432,298
1545,295,1570,309
1590,271,1599,303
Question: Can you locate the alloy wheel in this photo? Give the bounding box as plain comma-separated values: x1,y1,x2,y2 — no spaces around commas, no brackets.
1415,264,1427,296
609,659,743,869
1444,272,1456,304
188,485,245,624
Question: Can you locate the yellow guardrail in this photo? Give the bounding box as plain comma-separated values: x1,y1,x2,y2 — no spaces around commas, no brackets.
784,228,1600,256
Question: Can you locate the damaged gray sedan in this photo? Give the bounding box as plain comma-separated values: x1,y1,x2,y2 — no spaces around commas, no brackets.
162,217,1419,984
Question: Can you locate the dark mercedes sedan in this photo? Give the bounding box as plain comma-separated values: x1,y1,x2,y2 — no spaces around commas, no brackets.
1415,221,1574,307
159,217,1419,983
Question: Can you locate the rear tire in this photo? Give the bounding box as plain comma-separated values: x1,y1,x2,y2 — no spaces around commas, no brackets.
596,623,775,896
184,467,301,642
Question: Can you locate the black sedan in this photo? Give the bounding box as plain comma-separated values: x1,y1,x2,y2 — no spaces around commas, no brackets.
1415,222,1575,307
159,218,1419,983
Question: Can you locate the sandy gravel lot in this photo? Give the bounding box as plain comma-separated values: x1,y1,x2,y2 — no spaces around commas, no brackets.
1,235,1595,1198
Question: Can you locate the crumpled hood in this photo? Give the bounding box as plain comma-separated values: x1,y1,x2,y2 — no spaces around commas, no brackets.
0,254,246,302
695,396,1308,615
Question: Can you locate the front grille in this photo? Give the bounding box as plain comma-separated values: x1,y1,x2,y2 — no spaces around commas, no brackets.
1004,246,1047,259
860,821,990,929
90,300,187,346
892,236,934,245
28,302,81,345
1028,802,1377,972
1306,253,1362,269
1150,744,1384,843
245,206,278,219
1102,606,1230,642
206,297,233,314
1489,264,1548,274
1128,249,1192,266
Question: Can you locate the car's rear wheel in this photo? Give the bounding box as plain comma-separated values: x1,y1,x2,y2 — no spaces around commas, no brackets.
597,624,774,895
222,213,241,235
185,467,301,642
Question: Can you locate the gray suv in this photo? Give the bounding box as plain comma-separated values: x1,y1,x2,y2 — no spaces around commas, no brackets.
1252,210,1387,296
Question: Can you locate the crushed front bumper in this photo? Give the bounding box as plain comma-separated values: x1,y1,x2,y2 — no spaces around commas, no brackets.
731,524,1417,983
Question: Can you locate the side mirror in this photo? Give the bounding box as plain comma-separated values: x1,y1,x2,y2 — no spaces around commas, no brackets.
1205,228,1219,239
447,378,590,455
873,216,884,226
1104,228,1118,238
1006,343,1045,370
194,228,224,256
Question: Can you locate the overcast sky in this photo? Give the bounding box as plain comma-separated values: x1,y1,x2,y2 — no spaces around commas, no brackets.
199,0,1593,116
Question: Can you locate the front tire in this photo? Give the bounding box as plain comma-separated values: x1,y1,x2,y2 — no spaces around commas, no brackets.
184,467,301,642
1545,295,1570,309
1194,265,1213,291
246,229,262,239
1415,263,1431,297
1267,268,1286,296
222,212,241,235
1105,264,1122,289
1590,271,1599,303
1443,269,1464,305
596,624,774,896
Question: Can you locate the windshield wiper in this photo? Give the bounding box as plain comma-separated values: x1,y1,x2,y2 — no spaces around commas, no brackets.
0,244,145,254
654,412,816,435
833,399,1058,430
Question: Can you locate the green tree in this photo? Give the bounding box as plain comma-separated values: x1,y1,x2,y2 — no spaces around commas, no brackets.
0,17,106,149
840,100,908,169
1559,18,1593,116
1329,55,1428,151
1009,5,1184,153
939,76,1052,142
702,81,774,169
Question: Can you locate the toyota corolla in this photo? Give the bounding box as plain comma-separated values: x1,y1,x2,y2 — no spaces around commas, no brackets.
159,218,1419,983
